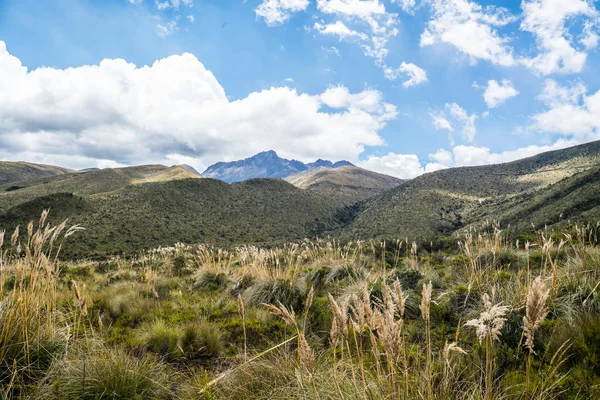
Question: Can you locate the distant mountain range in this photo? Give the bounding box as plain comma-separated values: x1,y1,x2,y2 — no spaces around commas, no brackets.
0,141,599,258
202,150,353,183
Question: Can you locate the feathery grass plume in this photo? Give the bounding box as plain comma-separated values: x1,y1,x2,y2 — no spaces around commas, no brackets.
465,294,509,344
10,225,19,247
442,341,467,395
443,341,467,361
523,276,550,389
392,279,406,318
465,293,509,400
328,293,348,346
524,276,550,354
420,281,432,321
421,281,433,400
263,302,297,328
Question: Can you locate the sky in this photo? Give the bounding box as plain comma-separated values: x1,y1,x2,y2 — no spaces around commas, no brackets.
1,0,600,178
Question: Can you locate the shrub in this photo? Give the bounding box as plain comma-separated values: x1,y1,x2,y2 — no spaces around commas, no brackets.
179,321,224,363
137,319,181,361
195,271,229,292
36,346,178,399
172,255,190,276
244,279,304,311
389,268,423,290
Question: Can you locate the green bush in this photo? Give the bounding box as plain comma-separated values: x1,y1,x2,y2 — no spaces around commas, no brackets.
244,279,304,311
138,319,181,361
37,347,178,399
195,271,229,292
179,321,224,363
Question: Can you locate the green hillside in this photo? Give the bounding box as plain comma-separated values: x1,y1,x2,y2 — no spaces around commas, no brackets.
285,165,404,205
0,164,198,213
0,161,74,185
1,141,600,258
0,178,337,258
340,141,600,240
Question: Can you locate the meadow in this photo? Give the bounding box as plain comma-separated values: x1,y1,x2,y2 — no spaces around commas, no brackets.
1,211,600,399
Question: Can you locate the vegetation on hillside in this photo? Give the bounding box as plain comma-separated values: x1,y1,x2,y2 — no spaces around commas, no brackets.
285,165,404,206
2,212,600,398
0,161,73,185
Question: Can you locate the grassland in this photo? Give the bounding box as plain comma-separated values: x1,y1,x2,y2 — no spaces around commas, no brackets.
2,212,600,399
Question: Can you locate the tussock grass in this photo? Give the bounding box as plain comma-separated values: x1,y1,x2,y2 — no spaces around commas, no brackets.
2,214,600,398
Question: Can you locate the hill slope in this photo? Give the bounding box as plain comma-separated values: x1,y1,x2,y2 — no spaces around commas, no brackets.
0,161,74,185
340,140,600,240
285,165,404,205
0,165,199,213
0,178,337,258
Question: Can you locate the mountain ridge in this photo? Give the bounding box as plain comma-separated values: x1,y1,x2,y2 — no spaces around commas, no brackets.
202,150,354,183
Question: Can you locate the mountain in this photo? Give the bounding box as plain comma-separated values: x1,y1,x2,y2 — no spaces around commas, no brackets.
202,150,353,183
285,165,404,206
0,161,74,185
338,140,600,241
177,164,202,176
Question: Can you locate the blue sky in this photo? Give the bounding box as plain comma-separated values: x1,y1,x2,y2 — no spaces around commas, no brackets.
0,0,599,178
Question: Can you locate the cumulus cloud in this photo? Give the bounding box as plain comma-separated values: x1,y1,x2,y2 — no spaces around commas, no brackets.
530,79,600,139
356,138,580,179
383,62,428,87
482,79,519,108
420,0,517,66
364,139,580,179
0,40,397,171
520,0,598,75
428,139,580,169
358,153,425,179
255,0,310,26
431,103,477,142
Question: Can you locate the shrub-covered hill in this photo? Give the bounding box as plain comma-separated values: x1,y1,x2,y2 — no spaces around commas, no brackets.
0,178,338,258
285,165,404,206
0,161,74,185
0,164,199,213
338,140,600,240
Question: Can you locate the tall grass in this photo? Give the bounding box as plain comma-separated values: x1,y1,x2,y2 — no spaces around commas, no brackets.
1,215,600,398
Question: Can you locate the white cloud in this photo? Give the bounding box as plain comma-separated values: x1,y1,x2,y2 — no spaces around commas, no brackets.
0,40,397,171
431,102,477,142
156,0,193,10
315,0,399,65
431,112,454,132
358,138,583,179
482,79,519,108
384,62,428,87
531,79,600,139
580,21,599,50
256,0,310,26
187,15,195,23
421,0,517,66
128,0,143,5
358,153,425,179
431,139,580,168
156,20,179,37
393,0,417,15
520,0,598,75
314,21,369,41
